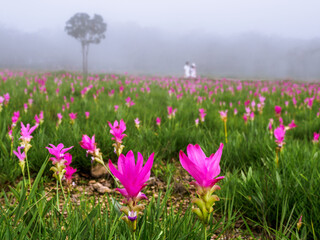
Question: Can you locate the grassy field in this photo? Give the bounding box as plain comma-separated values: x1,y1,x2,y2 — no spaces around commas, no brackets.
0,71,319,239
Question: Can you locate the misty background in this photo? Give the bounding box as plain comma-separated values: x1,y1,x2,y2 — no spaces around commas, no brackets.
1,0,320,80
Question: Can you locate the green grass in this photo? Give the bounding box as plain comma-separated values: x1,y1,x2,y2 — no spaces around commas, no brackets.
0,72,319,239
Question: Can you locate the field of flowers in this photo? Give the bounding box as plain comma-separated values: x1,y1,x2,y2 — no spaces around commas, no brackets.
0,70,319,239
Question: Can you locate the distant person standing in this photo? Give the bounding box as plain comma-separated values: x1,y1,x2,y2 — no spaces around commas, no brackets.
184,61,190,78
190,63,197,78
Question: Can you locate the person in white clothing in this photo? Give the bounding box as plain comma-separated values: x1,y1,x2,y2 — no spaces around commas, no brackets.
184,61,190,78
190,63,197,78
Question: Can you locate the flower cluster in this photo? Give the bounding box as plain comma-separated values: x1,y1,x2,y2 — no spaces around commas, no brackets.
46,143,74,181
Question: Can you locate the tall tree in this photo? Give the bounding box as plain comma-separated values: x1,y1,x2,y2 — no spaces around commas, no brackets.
65,13,107,76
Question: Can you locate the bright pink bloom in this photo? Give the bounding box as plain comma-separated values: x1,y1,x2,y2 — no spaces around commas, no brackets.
57,113,63,120
108,119,127,143
46,143,73,164
13,146,26,161
275,105,282,115
79,135,97,155
288,120,297,129
179,143,224,188
313,132,320,143
156,117,161,126
65,165,77,180
12,111,20,126
20,122,37,142
69,113,77,120
108,150,154,200
85,111,90,119
274,127,286,147
0,96,4,104
114,105,119,112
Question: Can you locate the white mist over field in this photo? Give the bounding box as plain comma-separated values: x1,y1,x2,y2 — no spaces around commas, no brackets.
1,0,320,80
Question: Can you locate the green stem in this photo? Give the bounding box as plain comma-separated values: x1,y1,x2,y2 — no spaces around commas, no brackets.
59,178,67,202
56,180,60,211
224,120,228,143
132,231,136,240
25,152,32,190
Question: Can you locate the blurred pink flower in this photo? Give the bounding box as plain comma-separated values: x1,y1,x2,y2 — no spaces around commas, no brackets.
218,110,228,121
85,111,90,119
274,126,286,147
156,117,161,126
13,146,26,161
20,122,37,143
288,120,297,129
125,97,135,107
275,105,282,115
313,132,320,143
167,106,177,119
79,135,97,155
46,143,73,164
108,119,127,143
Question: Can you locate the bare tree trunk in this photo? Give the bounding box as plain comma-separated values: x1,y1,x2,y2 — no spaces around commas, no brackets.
85,44,89,76
81,42,86,77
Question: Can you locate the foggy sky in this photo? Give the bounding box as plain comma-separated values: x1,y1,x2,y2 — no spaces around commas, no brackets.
2,0,320,39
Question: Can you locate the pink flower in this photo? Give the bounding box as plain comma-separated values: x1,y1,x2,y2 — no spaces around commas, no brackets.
156,117,161,126
243,114,248,124
179,143,224,188
313,132,320,143
219,110,228,121
69,113,77,120
250,112,255,121
114,105,119,112
125,97,135,107
12,111,20,126
35,111,44,125
79,135,97,155
134,118,140,129
13,146,26,161
108,150,154,200
108,119,127,143
199,108,206,122
288,120,297,129
20,122,37,143
46,143,73,164
57,113,63,120
275,105,282,115
234,108,238,115
195,118,199,126
85,111,90,119
65,165,77,180
4,93,10,105
167,106,177,119
274,127,286,147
